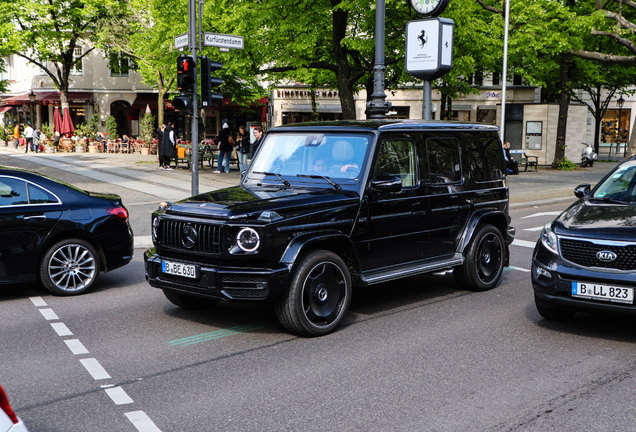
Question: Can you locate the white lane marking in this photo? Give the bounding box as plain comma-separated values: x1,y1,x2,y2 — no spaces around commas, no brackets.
50,322,73,336
39,308,59,321
135,235,153,249
105,387,134,405
523,226,543,232
30,297,47,307
512,239,536,249
520,211,562,219
64,339,89,355
510,266,531,272
125,411,163,432
80,358,112,380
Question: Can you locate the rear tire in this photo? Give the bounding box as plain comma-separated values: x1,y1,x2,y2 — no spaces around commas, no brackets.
534,294,575,320
275,250,351,337
454,224,505,291
581,159,589,168
163,289,219,309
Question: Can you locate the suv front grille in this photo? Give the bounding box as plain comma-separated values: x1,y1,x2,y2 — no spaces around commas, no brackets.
158,220,224,254
560,238,636,270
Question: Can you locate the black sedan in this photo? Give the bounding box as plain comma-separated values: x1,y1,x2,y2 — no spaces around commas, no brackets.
0,168,133,295
532,157,636,319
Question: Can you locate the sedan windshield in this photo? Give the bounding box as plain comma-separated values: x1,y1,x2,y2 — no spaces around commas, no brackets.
593,162,636,203
248,133,371,185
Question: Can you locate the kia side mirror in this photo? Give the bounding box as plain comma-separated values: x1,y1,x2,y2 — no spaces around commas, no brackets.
574,184,591,198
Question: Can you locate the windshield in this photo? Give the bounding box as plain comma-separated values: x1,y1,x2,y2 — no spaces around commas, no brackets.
593,162,636,203
248,132,372,185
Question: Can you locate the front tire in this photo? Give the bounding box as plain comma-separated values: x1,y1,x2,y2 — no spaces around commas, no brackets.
454,224,505,291
39,239,100,296
163,289,219,309
276,250,352,337
581,159,589,168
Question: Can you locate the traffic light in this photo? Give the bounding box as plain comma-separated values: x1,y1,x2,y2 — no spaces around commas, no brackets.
174,55,196,113
200,56,224,107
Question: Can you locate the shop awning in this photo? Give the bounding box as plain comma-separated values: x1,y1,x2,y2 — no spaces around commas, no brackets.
281,103,342,113
0,106,12,113
133,93,162,109
1,91,93,106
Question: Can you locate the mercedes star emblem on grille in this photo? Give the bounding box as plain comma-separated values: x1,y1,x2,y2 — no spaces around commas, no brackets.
596,250,617,262
182,225,198,249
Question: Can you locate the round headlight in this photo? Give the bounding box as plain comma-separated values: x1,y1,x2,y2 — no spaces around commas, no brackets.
236,228,260,252
152,217,160,243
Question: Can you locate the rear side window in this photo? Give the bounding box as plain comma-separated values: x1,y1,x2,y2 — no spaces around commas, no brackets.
464,135,504,182
28,183,59,204
426,138,461,183
0,178,28,206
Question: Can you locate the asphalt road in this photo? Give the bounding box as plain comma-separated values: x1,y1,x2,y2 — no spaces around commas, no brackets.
1,150,635,431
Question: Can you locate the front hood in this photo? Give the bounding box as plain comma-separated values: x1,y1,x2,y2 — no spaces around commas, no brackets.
165,185,360,220
554,199,636,242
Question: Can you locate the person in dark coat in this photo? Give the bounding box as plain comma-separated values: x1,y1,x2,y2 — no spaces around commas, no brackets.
251,126,263,157
214,123,233,173
160,122,176,170
156,124,165,168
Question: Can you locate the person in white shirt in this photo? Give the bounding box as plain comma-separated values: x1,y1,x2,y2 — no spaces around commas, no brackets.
24,123,34,153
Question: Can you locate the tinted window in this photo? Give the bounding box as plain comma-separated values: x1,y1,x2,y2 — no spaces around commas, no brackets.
0,178,28,206
593,163,636,203
373,139,417,187
426,138,461,183
28,183,59,204
463,135,504,182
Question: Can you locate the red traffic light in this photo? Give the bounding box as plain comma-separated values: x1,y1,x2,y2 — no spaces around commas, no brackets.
177,55,196,91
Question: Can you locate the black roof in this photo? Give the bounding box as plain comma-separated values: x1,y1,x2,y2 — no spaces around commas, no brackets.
272,119,500,133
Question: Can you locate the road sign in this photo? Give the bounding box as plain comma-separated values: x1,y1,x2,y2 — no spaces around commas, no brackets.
174,33,189,50
203,33,244,50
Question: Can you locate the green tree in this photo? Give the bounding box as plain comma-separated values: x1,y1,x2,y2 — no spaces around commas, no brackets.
0,0,124,109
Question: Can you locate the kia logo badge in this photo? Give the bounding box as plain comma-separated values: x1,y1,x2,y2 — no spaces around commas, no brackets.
182,225,198,249
596,251,617,262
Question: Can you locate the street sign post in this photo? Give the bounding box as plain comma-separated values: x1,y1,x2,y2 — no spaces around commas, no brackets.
203,33,244,50
174,33,189,50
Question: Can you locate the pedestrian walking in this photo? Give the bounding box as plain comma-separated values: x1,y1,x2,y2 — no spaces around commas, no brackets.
251,126,264,157
13,123,20,149
24,123,34,153
236,125,250,173
53,131,61,151
33,127,40,153
160,122,176,170
156,124,165,168
214,123,233,174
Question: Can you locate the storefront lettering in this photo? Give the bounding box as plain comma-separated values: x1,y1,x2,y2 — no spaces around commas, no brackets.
277,90,339,98
485,92,501,98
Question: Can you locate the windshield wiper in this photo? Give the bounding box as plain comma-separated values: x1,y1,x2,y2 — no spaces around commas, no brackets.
602,196,630,204
297,174,341,192
253,171,291,187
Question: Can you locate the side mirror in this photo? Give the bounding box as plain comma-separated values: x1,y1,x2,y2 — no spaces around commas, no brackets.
574,184,591,198
371,175,402,193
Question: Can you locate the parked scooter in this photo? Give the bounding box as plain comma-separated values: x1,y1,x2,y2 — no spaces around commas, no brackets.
581,142,598,167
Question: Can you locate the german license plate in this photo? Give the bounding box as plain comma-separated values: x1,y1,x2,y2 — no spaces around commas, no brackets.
162,260,197,279
571,282,634,304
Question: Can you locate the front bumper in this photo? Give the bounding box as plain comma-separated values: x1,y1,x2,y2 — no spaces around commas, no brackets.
532,241,636,315
144,248,291,303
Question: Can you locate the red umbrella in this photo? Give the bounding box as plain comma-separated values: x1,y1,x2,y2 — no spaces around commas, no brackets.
60,107,75,137
53,107,62,133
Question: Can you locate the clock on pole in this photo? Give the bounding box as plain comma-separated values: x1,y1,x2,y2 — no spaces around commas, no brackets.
409,0,450,17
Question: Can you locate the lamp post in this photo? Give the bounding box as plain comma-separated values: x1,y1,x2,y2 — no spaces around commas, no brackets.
28,90,36,127
617,95,625,158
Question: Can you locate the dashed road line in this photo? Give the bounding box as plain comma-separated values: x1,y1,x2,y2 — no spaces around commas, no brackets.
64,339,89,355
80,358,112,380
105,387,134,405
29,296,47,307
523,226,543,232
50,322,73,336
512,239,536,249
520,211,562,219
39,308,59,320
125,411,163,432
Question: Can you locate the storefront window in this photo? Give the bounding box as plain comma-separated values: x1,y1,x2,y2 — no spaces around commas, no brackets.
601,109,631,144
450,110,470,121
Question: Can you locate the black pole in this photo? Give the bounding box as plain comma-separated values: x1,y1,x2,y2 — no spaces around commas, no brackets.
365,0,391,119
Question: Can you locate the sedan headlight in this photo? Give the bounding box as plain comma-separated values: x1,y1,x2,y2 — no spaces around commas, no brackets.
236,227,260,253
540,222,559,255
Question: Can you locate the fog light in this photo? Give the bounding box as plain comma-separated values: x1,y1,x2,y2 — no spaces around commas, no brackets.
534,265,552,279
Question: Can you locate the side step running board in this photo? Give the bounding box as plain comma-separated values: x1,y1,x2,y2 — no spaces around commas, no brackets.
360,254,464,285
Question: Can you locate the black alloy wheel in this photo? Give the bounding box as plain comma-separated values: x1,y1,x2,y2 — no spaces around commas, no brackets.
455,223,505,291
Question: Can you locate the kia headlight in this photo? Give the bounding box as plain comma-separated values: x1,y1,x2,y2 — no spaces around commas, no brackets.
236,227,260,253
540,222,559,255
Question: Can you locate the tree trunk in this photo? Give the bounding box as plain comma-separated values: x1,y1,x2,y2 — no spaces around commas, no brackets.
552,53,573,169
593,83,602,156
332,6,357,120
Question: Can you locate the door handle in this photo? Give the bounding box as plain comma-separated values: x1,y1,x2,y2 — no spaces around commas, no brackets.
23,215,47,222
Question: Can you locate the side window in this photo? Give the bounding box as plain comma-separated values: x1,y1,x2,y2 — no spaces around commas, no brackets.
0,178,28,206
28,184,58,204
373,139,417,187
464,135,504,182
426,138,461,183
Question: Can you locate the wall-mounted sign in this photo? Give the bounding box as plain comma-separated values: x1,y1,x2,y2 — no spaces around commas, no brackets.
405,18,454,80
203,33,244,50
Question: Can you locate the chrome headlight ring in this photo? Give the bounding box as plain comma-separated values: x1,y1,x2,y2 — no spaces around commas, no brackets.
236,227,260,253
